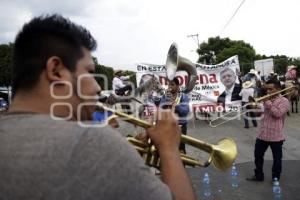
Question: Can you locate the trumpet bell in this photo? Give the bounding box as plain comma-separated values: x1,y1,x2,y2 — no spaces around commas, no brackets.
181,135,237,170
211,138,238,171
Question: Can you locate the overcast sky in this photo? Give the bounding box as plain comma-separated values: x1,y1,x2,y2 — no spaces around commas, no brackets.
1,0,299,71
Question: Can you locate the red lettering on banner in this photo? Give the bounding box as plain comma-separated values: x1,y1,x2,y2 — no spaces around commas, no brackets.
199,74,208,84
192,104,224,113
196,74,218,84
209,74,217,83
158,74,218,86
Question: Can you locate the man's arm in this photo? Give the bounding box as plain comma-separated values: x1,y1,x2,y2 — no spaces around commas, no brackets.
147,111,196,200
264,98,290,118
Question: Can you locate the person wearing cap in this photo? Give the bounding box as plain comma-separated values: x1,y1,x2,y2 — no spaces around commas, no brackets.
285,65,297,82
239,81,257,128
112,70,132,96
248,69,259,87
217,67,242,108
268,71,278,82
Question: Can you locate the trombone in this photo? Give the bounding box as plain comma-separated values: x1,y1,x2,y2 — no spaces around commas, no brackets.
209,86,296,128
97,102,238,171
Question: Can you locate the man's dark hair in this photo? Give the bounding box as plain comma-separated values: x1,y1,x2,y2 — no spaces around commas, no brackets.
171,77,180,86
12,14,97,94
265,79,281,89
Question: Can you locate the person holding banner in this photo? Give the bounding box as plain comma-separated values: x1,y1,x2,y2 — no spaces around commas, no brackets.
217,67,242,108
160,77,190,154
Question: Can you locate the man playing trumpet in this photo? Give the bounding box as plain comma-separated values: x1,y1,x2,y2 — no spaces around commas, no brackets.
0,14,196,200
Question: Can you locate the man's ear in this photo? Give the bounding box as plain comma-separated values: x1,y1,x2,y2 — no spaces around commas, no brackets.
45,56,70,82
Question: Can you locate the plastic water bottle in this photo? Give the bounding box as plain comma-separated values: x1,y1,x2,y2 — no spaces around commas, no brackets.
272,178,282,200
231,163,238,188
202,172,211,197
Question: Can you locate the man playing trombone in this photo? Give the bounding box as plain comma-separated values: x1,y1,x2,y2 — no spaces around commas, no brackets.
246,79,289,183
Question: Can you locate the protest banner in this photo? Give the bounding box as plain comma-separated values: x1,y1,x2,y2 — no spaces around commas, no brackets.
136,56,241,116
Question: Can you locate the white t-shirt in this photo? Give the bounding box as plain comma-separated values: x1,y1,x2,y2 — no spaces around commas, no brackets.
112,77,126,90
239,87,254,102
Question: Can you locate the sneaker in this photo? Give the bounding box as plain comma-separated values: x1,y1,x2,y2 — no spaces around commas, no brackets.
246,175,264,182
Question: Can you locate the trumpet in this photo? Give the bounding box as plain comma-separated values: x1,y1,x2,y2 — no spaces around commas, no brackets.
98,102,238,171
209,86,296,127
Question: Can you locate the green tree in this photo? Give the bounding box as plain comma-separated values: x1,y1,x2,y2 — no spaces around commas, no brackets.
93,57,136,90
272,55,289,75
197,36,232,64
217,43,256,73
93,57,114,90
197,37,256,74
0,43,13,86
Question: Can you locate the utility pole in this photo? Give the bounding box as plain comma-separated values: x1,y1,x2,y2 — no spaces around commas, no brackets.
187,33,200,63
187,34,200,49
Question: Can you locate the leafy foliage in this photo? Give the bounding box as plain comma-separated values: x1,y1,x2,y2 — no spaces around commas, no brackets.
0,43,13,86
197,37,256,74
93,57,136,90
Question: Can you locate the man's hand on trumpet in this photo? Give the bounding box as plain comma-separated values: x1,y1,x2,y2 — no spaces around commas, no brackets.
147,109,196,200
147,110,181,153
